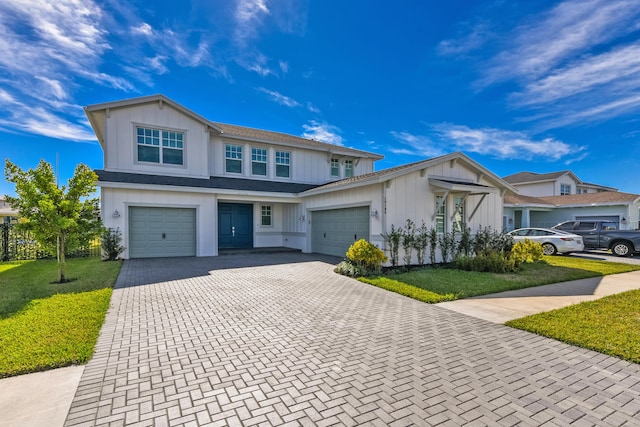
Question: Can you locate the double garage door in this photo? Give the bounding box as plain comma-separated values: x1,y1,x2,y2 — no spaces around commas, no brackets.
311,206,369,257
129,207,196,258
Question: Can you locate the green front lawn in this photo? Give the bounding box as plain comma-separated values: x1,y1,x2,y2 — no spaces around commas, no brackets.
506,290,640,364
0,258,121,377
359,256,640,304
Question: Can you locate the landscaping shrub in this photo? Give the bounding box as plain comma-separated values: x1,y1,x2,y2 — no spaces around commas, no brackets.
453,251,517,273
101,227,125,261
345,239,388,274
437,230,456,263
335,259,368,277
381,224,402,267
401,219,416,266
413,221,429,266
511,239,544,266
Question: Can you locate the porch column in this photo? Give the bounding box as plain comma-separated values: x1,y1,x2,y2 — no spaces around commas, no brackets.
521,208,531,228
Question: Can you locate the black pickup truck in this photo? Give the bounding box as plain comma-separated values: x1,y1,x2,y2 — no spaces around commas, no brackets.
552,220,640,257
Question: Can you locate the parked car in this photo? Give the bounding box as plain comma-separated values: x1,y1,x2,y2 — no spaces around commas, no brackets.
507,228,585,255
552,220,640,257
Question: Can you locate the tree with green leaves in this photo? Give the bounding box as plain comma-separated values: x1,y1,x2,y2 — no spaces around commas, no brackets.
4,159,102,283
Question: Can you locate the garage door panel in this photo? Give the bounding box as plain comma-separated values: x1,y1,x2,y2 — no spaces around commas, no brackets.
311,207,369,257
129,207,196,258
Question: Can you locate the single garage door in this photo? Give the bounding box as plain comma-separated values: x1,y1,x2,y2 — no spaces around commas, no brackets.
311,206,369,257
129,207,196,258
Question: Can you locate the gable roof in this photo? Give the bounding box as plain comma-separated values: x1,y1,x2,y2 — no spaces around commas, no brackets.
502,170,580,184
505,191,640,207
85,94,382,159
301,152,517,196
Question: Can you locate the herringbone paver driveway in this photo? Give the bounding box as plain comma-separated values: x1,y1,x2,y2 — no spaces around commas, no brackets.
65,254,640,426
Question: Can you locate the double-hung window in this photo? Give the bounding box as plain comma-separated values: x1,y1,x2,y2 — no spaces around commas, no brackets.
252,147,267,176
261,205,272,226
560,184,571,195
136,126,184,165
345,160,354,178
275,151,290,178
225,144,242,173
330,158,340,177
435,195,446,233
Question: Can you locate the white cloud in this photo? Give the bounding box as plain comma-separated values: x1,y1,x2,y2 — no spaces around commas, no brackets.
430,124,585,161
258,87,320,113
437,22,491,56
389,131,444,157
302,121,344,145
279,61,289,74
234,0,270,46
257,88,302,108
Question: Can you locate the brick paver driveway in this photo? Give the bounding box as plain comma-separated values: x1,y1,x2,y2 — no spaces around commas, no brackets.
66,253,640,426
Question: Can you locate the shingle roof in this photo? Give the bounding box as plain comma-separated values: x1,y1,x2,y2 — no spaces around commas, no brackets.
502,171,572,184
213,122,383,159
96,170,321,194
539,191,640,205
505,191,640,206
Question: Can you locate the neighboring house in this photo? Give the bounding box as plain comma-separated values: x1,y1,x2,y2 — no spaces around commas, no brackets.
503,171,639,230
0,196,18,224
85,95,515,260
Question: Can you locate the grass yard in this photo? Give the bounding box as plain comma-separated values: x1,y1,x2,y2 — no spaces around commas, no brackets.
359,256,640,304
0,257,121,377
506,290,640,364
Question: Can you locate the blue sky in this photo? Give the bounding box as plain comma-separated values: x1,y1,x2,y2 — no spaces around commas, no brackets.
1,0,640,197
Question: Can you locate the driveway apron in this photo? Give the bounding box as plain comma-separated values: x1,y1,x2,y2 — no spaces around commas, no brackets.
65,254,640,426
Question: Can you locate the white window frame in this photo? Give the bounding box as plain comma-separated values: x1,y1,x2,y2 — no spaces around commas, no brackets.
261,205,272,227
435,194,446,233
251,147,267,176
560,184,571,195
225,144,243,174
345,160,354,178
136,126,185,166
275,151,291,178
330,158,340,177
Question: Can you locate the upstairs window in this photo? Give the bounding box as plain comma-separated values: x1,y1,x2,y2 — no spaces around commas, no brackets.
225,144,242,174
275,151,290,178
560,184,571,195
251,147,267,176
330,158,340,177
435,195,446,233
136,126,184,165
345,160,354,178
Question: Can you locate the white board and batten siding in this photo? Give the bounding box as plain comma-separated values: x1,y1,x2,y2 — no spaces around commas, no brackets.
102,103,210,178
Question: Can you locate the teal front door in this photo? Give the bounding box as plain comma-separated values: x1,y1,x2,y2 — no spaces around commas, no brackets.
218,203,253,249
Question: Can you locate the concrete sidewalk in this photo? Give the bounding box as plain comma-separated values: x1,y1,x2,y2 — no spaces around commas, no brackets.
436,270,640,323
0,365,84,427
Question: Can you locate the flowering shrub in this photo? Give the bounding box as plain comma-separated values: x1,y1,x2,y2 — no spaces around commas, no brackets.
346,239,388,274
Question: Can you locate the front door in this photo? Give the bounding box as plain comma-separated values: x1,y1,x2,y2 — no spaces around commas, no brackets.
218,203,253,249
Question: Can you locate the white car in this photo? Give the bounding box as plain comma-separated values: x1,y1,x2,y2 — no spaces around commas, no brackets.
507,228,585,255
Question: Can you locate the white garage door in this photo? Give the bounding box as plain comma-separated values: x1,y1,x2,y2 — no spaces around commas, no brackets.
129,207,196,258
311,206,369,257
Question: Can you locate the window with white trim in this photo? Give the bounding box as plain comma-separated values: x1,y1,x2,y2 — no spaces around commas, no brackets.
560,184,571,195
435,195,446,233
261,205,272,226
275,151,290,178
330,158,340,177
225,144,242,174
251,147,267,176
136,126,184,165
345,160,354,178
453,195,465,232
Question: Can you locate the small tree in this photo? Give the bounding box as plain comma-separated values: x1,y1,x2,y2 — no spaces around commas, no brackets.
381,224,402,267
401,219,415,266
102,227,125,261
4,159,102,282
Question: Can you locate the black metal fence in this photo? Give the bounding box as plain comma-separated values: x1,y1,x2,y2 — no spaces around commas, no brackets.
0,224,101,261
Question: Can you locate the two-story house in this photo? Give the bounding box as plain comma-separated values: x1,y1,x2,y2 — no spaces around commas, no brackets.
0,196,18,224
86,95,515,260
502,171,640,230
